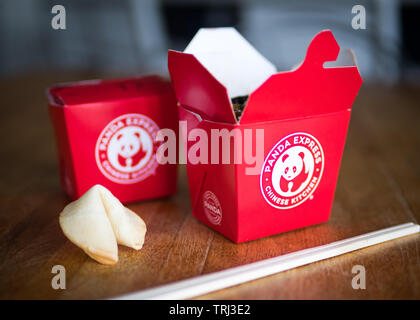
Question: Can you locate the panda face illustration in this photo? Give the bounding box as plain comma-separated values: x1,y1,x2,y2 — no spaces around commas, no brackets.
270,145,315,196
281,152,305,181
278,151,309,193
105,126,152,172
116,132,141,159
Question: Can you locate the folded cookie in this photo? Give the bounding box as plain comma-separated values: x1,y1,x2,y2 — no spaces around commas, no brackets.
59,185,146,265
59,185,118,264
97,185,147,250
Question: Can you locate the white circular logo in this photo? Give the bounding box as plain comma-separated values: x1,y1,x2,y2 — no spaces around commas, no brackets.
95,113,160,184
260,132,324,209
203,191,222,225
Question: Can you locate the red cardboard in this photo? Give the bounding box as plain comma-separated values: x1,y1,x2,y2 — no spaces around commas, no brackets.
47,76,178,203
169,29,362,243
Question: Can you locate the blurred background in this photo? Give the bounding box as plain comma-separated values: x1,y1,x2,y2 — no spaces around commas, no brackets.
1,0,419,85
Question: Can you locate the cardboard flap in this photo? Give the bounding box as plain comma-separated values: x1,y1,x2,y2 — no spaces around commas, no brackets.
240,30,363,124
184,28,277,99
168,50,236,124
300,29,340,70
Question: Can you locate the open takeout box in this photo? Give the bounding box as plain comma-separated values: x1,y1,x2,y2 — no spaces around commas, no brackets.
168,28,362,243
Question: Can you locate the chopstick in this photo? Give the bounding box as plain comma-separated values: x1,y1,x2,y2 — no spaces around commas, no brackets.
112,222,420,300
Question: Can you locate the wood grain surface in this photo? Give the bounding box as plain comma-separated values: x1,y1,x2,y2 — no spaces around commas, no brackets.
0,73,419,300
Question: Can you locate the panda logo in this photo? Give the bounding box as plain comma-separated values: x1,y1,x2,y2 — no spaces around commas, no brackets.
115,130,147,169
279,152,309,194
260,132,324,209
203,190,222,225
96,114,160,184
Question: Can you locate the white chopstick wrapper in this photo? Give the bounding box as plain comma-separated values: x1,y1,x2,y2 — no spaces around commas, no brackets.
113,222,420,300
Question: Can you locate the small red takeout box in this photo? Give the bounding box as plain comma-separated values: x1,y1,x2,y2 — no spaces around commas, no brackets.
47,76,178,203
169,28,362,243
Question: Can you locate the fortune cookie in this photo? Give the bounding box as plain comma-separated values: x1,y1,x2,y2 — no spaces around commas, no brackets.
59,185,146,265
96,185,147,250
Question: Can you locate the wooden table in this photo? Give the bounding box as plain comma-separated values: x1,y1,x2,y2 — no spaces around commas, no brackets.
0,73,419,300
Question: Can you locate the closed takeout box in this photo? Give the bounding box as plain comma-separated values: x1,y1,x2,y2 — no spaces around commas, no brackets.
168,28,362,243
47,76,178,203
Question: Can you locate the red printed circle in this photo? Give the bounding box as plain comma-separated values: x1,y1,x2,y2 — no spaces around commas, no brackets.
260,132,324,209
95,113,160,184
203,190,222,225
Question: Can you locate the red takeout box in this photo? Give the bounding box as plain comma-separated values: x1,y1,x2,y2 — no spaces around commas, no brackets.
47,76,178,203
168,28,362,243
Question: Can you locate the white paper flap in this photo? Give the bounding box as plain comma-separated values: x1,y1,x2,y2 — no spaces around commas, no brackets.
184,27,277,99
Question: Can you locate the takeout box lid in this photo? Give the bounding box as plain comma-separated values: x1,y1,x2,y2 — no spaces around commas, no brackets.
47,75,173,107
168,28,362,125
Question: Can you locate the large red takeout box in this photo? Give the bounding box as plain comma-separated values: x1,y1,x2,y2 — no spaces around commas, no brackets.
169,28,362,243
47,76,178,203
